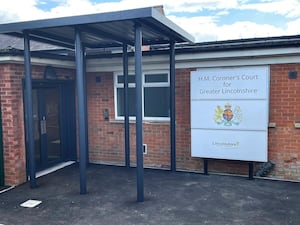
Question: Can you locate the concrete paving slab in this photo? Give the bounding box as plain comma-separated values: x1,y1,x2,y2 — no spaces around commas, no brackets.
0,164,299,225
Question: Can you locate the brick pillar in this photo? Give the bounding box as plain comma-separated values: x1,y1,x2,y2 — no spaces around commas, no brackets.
0,63,26,185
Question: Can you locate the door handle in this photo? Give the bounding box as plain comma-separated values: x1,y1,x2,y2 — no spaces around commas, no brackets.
40,116,47,135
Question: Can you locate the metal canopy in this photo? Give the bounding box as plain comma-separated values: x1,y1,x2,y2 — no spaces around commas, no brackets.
0,7,194,49
0,6,194,203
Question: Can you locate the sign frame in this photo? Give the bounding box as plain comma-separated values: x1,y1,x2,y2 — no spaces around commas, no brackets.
190,66,270,162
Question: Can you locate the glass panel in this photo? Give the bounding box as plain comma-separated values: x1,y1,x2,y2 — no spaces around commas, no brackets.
33,89,41,167
117,87,136,116
117,75,136,84
144,87,170,117
45,88,61,163
145,74,168,83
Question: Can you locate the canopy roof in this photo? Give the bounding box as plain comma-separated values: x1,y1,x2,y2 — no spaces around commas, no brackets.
0,7,194,50
0,6,190,200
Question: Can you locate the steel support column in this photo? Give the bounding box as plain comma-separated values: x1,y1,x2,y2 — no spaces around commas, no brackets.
83,51,89,164
123,44,130,168
170,40,176,172
75,29,87,194
248,162,254,180
24,31,36,188
135,23,144,202
204,159,209,175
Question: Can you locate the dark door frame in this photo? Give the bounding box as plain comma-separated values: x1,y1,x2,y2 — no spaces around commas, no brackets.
23,79,76,173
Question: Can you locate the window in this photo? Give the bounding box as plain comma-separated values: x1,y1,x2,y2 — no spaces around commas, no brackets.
114,72,170,120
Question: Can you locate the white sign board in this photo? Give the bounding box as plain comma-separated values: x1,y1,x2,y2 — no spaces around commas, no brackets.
190,66,269,162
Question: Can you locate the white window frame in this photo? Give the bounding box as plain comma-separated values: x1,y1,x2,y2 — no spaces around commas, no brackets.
114,71,170,121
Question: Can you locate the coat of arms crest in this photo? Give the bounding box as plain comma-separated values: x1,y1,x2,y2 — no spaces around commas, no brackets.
214,103,242,126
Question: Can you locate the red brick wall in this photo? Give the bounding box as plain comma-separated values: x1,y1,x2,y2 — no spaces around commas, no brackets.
86,65,300,180
0,63,74,185
0,64,26,185
175,68,201,170
268,63,300,180
86,69,254,174
2,62,300,185
175,65,300,179
86,72,171,168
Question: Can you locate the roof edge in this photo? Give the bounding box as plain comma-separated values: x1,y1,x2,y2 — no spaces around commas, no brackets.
0,7,154,33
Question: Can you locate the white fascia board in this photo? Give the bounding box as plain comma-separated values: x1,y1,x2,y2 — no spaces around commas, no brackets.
175,48,300,68
87,47,300,72
0,56,75,69
175,47,300,61
87,54,170,73
0,56,24,63
31,58,75,68
176,55,300,69
2,46,300,72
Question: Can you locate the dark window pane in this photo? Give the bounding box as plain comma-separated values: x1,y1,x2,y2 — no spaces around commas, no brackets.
117,75,136,84
144,87,170,117
117,76,123,83
145,74,168,83
117,88,136,116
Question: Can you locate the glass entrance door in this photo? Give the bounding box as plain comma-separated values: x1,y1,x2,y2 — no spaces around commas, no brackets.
26,80,76,173
33,86,62,170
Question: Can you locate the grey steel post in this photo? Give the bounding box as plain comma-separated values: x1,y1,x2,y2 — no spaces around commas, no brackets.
248,162,254,180
204,159,209,175
170,40,176,171
135,23,144,202
83,49,89,164
123,44,130,168
23,31,36,188
75,28,87,194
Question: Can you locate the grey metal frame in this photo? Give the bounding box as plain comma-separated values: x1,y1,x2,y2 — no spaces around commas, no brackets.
23,32,36,188
0,8,193,47
123,44,130,168
134,23,144,202
0,6,194,202
169,41,176,171
75,29,88,194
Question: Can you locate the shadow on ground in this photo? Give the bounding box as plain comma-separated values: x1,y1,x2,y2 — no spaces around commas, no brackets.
0,163,299,225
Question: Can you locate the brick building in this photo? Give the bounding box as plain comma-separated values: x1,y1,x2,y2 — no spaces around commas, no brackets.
83,36,300,182
1,25,300,186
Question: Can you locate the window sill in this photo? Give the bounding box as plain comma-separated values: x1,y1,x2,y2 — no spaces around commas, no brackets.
110,119,170,125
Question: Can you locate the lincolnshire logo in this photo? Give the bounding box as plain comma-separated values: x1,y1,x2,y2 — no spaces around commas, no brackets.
214,103,242,126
